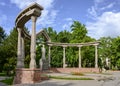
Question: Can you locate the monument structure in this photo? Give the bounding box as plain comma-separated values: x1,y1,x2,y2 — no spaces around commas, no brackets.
14,2,100,85
14,3,44,84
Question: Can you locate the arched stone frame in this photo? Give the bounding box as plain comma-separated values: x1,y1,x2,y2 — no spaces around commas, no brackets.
36,29,51,67
36,29,51,42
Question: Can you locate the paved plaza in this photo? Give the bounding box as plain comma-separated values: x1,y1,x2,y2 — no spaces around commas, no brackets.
11,71,120,86
0,71,120,86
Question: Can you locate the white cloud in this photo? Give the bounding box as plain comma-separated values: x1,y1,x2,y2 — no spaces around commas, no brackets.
87,6,98,19
10,0,54,9
87,0,120,39
37,10,58,27
10,0,58,28
100,3,115,10
65,18,73,21
62,18,73,30
86,12,120,39
87,0,117,19
0,2,6,6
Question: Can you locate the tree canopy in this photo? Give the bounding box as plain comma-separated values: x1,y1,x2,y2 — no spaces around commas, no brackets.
0,20,120,74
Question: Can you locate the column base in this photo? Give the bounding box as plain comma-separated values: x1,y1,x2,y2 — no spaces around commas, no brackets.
13,68,41,84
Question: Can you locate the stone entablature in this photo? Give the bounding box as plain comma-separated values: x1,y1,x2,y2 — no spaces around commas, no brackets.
47,41,100,47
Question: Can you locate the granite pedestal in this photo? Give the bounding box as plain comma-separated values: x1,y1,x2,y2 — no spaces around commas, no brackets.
13,68,41,84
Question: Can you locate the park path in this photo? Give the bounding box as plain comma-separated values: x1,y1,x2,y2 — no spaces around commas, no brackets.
0,82,7,86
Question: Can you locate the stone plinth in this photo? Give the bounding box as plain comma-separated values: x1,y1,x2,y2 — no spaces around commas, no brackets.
13,68,41,84
42,59,49,70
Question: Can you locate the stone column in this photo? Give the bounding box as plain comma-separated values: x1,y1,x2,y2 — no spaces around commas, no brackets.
21,37,25,67
95,45,98,68
63,46,66,68
78,46,82,68
48,45,51,67
30,16,37,69
17,28,22,68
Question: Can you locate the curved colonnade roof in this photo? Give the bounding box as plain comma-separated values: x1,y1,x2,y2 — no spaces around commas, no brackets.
15,3,43,28
15,3,43,39
47,41,100,47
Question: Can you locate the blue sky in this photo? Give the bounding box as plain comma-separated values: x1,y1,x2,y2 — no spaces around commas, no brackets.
0,0,120,39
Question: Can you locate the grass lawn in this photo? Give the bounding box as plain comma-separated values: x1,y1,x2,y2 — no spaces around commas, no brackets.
71,72,85,76
0,77,13,85
0,72,13,85
49,76,94,80
0,73,6,76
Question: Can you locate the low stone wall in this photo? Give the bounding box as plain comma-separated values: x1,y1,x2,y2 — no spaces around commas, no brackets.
13,68,41,84
50,68,99,73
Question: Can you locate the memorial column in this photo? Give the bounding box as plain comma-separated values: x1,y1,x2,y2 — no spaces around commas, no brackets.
95,44,98,68
78,46,82,68
48,45,51,67
63,46,66,68
21,37,25,67
17,28,22,68
30,16,37,68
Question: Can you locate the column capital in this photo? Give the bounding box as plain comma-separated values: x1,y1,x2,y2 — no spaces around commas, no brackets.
17,28,21,32
93,43,99,46
31,16,37,22
77,45,83,48
48,44,53,47
62,45,67,48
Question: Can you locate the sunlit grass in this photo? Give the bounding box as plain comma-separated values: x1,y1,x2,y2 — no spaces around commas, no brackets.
0,72,6,76
49,76,94,80
71,72,85,76
0,77,13,85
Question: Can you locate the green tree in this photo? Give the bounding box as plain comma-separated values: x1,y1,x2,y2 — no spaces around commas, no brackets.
0,26,6,43
1,28,17,75
45,27,57,42
111,37,120,69
0,26,7,72
0,27,30,75
99,37,113,69
70,21,87,43
57,30,71,43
